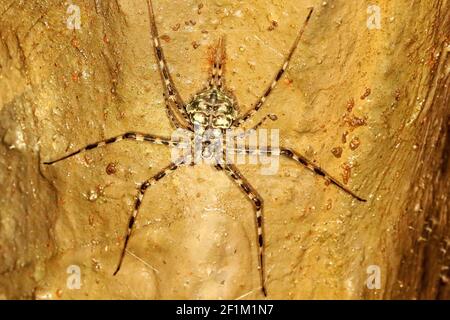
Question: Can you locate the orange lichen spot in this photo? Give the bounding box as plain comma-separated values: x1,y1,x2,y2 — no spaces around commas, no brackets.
192,41,200,49
89,214,95,226
426,47,439,68
71,37,80,48
360,87,371,100
331,146,343,158
341,162,353,185
343,114,368,129
346,98,355,112
160,34,171,43
342,131,349,144
268,20,279,31
394,89,401,101
171,23,181,31
71,71,80,82
197,3,204,14
84,154,94,165
284,78,293,86
349,137,361,150
106,162,117,175
326,199,333,210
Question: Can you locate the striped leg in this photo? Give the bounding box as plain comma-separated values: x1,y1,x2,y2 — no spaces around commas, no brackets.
215,163,267,297
163,93,181,129
146,0,191,129
209,37,226,89
229,145,366,202
234,8,313,127
279,147,366,202
230,114,278,140
113,159,183,275
247,113,277,132
43,132,177,165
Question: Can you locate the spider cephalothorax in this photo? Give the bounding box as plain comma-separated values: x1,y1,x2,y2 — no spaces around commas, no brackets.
186,87,238,131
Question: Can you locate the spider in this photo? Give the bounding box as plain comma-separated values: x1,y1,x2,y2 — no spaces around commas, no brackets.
43,0,366,297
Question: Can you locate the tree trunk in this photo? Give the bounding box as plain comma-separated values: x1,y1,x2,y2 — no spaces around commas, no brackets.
0,0,448,299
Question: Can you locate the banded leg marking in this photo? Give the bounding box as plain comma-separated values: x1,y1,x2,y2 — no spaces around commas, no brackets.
234,8,314,127
248,113,278,132
163,93,182,129
279,148,366,201
229,113,278,140
226,146,366,202
113,159,182,275
146,0,191,128
215,163,267,297
43,132,176,165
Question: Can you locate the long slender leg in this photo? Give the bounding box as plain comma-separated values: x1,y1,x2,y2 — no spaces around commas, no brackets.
163,93,181,129
233,8,314,127
215,163,267,297
43,132,177,165
247,114,277,132
209,36,226,89
114,159,183,275
279,147,366,201
146,0,191,129
233,113,278,139
228,146,366,202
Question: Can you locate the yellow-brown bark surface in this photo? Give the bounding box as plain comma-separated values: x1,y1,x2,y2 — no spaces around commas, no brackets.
0,0,449,299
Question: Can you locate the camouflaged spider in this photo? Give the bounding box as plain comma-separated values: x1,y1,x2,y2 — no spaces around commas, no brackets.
44,0,366,297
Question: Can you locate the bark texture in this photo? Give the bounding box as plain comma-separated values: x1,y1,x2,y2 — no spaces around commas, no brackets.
0,0,449,299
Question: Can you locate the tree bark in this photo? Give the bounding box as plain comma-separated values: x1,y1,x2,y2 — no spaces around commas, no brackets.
0,0,448,299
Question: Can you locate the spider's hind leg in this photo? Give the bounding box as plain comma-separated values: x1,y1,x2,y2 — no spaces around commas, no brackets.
228,146,366,202
232,146,367,202
215,163,267,297
279,147,366,202
113,158,184,275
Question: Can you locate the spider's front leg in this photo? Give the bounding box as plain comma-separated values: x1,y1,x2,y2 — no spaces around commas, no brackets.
43,132,177,165
233,8,313,127
215,163,268,297
146,0,192,130
163,93,183,129
114,157,185,275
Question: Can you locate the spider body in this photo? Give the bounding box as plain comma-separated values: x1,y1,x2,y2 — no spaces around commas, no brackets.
186,87,238,160
44,0,366,298
186,87,238,132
